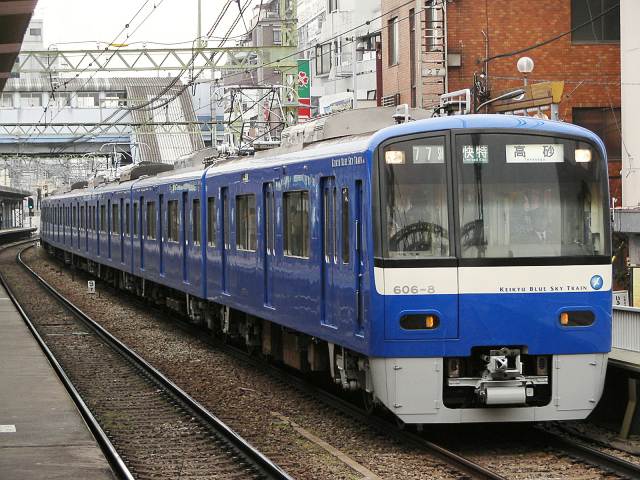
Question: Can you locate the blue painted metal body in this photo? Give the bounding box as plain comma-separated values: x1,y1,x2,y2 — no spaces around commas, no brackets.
41,115,612,360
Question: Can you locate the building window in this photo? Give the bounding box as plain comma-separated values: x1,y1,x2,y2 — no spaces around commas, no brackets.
207,197,216,246
388,17,399,66
273,28,282,45
77,93,99,108
53,93,70,108
0,93,13,108
146,202,156,240
192,199,201,245
572,0,620,43
315,43,331,75
102,91,127,108
20,93,42,108
328,0,338,13
573,107,622,160
284,191,310,258
167,200,178,242
236,194,256,251
30,28,42,37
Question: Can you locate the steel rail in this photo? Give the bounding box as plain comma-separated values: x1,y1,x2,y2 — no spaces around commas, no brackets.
15,244,293,480
0,239,133,480
540,429,640,479
142,309,508,480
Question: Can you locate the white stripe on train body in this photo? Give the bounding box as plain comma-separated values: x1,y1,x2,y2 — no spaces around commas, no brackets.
374,265,612,296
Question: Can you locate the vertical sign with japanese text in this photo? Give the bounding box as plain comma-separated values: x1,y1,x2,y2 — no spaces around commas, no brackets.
297,59,311,122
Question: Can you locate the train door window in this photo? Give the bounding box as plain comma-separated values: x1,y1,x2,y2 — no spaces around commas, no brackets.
236,194,256,251
146,202,156,240
112,203,119,234
125,202,130,235
342,187,350,263
133,203,138,236
323,186,335,261
72,205,77,228
265,189,274,253
284,190,310,258
100,204,106,232
167,200,178,242
80,205,84,229
192,198,201,245
207,197,216,247
223,190,230,249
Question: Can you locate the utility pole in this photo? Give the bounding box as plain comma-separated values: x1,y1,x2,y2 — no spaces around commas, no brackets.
197,0,203,48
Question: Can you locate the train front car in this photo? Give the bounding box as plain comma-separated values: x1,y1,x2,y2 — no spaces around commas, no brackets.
367,115,611,424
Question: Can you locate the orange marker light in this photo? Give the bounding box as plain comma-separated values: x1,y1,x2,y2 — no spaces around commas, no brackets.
426,315,435,328
560,312,569,326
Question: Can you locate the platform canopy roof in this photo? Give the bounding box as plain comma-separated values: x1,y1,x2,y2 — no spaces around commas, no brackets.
0,0,37,91
0,185,30,198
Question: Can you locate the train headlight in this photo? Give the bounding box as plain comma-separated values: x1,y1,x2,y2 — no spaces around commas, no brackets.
400,314,440,330
559,310,595,327
575,148,592,163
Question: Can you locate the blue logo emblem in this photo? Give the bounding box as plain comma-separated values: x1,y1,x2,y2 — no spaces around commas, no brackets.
590,275,604,290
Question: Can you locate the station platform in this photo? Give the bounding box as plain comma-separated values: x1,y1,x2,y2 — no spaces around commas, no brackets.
0,226,37,243
0,282,115,479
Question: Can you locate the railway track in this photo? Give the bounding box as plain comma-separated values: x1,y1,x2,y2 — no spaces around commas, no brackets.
23,243,640,480
0,242,292,480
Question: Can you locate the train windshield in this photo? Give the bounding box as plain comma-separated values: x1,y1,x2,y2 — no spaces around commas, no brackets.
455,133,609,258
379,135,451,258
377,131,610,260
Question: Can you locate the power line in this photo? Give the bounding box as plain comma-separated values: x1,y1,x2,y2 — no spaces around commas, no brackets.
23,0,165,143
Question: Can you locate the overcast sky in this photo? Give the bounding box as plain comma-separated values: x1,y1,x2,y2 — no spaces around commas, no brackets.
34,0,254,48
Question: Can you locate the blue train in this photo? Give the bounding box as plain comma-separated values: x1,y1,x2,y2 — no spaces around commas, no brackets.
41,112,612,424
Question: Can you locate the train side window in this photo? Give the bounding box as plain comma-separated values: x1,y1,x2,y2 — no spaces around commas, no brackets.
342,188,350,264
167,200,178,242
192,199,201,245
207,197,216,247
133,203,138,236
284,190,310,258
80,206,84,229
146,202,156,240
236,194,256,251
100,204,106,232
72,205,77,228
112,203,119,234
125,202,130,235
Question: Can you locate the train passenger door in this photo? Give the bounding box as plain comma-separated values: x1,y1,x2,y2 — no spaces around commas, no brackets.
263,182,275,306
321,177,337,327
354,180,364,333
221,187,229,293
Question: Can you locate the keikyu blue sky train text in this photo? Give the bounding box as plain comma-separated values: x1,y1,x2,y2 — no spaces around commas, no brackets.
40,112,612,424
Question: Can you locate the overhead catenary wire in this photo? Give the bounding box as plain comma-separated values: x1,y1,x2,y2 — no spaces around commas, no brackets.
23,0,164,143
51,0,255,152
48,0,420,151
